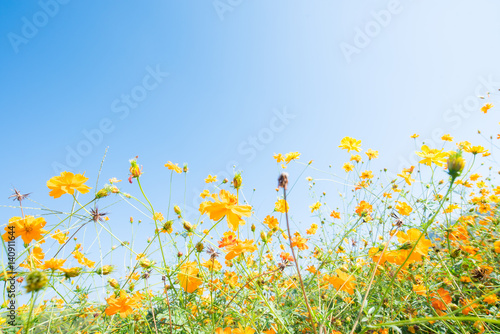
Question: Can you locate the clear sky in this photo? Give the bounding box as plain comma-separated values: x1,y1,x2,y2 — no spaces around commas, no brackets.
1,0,500,289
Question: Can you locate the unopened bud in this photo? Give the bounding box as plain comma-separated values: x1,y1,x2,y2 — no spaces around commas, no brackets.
96,265,114,275
447,150,465,179
195,242,204,252
233,173,242,189
251,224,256,232
183,220,193,232
25,271,48,293
108,278,120,289
174,205,182,215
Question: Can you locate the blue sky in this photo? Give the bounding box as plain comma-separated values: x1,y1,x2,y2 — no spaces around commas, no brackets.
1,0,500,296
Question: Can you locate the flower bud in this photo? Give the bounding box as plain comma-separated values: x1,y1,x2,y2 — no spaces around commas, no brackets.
96,187,110,199
174,205,182,215
183,220,193,232
96,265,114,275
108,278,120,289
195,242,204,253
233,173,242,189
447,150,465,179
63,267,82,278
223,178,228,184
260,231,268,243
251,224,256,232
25,271,48,293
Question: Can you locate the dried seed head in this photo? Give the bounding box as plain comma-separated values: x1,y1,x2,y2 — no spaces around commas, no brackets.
9,188,31,202
90,207,108,223
206,246,219,259
278,173,289,189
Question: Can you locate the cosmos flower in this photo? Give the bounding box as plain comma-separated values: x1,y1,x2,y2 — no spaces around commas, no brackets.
47,171,91,198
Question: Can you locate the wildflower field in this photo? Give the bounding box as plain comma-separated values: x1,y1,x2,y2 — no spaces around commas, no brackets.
2,112,500,334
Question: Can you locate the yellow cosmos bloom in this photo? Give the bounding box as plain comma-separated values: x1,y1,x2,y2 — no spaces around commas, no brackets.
47,171,91,198
205,174,217,183
284,152,301,164
415,145,449,167
41,258,66,270
3,216,48,244
365,149,379,160
274,199,289,213
395,201,412,216
441,134,453,141
199,189,252,230
339,136,362,152
164,161,182,173
343,163,354,172
309,201,321,213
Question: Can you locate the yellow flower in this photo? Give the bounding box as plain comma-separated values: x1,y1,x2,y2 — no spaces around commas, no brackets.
343,163,354,172
2,216,48,244
199,189,252,230
50,229,68,244
306,223,318,235
466,145,485,155
328,269,356,295
274,199,289,213
360,170,373,179
47,171,91,198
205,174,217,183
284,152,301,164
365,149,379,160
330,210,341,219
350,154,362,162
164,161,182,173
410,134,419,138
309,201,321,213
481,103,493,113
441,134,453,141
339,137,362,152
415,145,449,167
273,153,284,163
201,259,222,271
395,201,412,216
225,239,258,260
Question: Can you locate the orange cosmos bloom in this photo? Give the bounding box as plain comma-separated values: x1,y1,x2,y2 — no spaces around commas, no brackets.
355,201,372,217
330,210,341,219
328,269,356,295
481,103,493,113
3,216,48,244
263,215,279,231
164,161,182,173
339,136,362,152
178,261,202,293
280,252,294,262
306,223,318,235
431,288,451,311
291,232,309,251
47,171,91,198
105,290,142,318
215,328,232,334
199,189,252,230
396,228,433,262
41,258,66,270
225,239,257,260
233,325,256,334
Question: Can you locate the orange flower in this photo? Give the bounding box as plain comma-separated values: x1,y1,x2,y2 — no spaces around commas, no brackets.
396,228,432,263
219,231,238,248
355,201,372,217
328,269,356,295
178,261,202,293
41,258,66,271
199,189,252,230
263,215,279,231
306,223,318,235
431,288,451,311
2,216,47,244
291,233,309,251
201,259,222,271
105,291,142,318
225,239,257,260
47,171,91,198
413,284,426,296
233,325,255,334
215,328,232,334
164,161,182,173
481,103,493,113
330,210,341,219
280,252,294,262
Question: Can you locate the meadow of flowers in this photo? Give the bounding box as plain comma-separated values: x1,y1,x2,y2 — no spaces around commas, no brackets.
2,110,500,333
